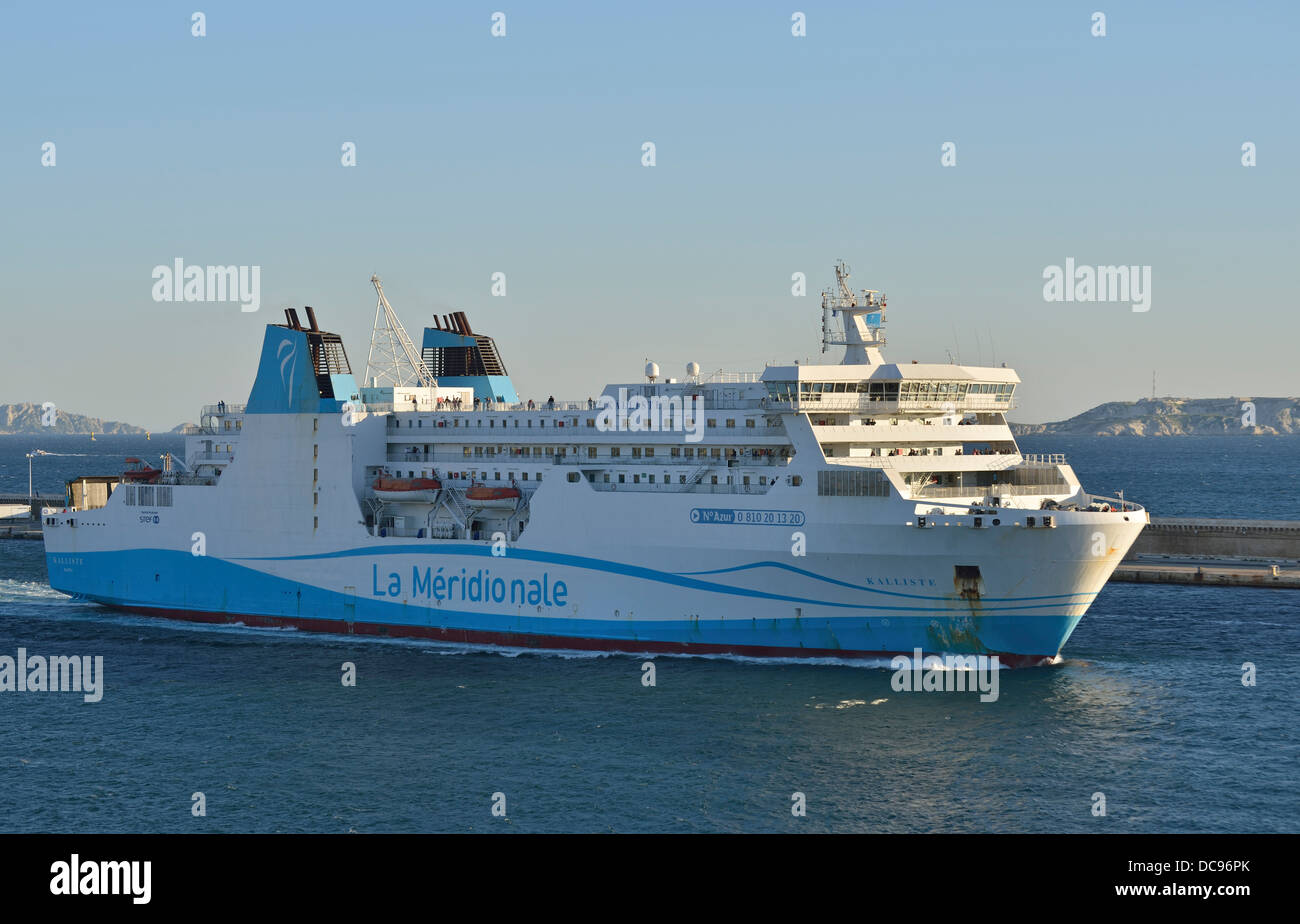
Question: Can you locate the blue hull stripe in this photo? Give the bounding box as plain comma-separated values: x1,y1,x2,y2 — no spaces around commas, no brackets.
225,543,1098,608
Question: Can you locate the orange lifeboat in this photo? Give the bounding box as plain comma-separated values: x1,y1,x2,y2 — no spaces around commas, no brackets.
372,474,442,502
465,484,521,508
121,458,162,483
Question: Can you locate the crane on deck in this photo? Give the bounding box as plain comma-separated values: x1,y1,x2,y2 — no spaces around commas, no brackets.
364,274,437,388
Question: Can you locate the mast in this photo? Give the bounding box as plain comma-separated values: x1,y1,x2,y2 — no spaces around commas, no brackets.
364,275,437,388
820,260,887,365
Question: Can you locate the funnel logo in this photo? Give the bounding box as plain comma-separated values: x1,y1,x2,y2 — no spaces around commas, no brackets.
277,338,298,398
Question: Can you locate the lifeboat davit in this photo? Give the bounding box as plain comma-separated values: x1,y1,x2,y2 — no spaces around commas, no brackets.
465,484,521,508
121,458,162,483
373,475,442,502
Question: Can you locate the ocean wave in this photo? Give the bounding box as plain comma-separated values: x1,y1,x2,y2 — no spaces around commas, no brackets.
0,579,76,604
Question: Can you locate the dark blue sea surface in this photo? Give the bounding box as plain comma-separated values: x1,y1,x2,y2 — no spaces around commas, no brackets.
0,434,1297,832
1017,434,1300,520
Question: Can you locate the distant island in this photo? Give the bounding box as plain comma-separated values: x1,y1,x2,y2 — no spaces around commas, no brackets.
1013,397,1299,437
0,402,189,435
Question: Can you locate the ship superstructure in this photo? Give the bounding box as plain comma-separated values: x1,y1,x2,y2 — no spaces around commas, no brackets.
42,264,1147,664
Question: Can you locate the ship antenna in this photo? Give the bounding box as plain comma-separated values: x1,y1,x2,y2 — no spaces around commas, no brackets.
365,274,438,388
821,259,886,365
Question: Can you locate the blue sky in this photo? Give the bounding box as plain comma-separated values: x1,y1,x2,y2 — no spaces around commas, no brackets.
2,1,1296,429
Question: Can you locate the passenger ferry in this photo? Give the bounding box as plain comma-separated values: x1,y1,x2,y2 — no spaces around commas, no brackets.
42,264,1146,665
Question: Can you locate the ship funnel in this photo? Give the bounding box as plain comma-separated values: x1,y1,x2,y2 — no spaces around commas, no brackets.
305,306,320,331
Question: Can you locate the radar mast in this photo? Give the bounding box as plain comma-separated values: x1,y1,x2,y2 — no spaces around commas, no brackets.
820,260,887,365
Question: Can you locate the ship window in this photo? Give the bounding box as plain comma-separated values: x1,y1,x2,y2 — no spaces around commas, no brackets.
648,475,655,483
587,419,595,427
816,469,889,497
710,475,718,484
567,472,578,482
671,447,680,457
536,473,541,482
632,447,642,458
645,448,654,457
725,419,735,428
684,448,694,458
746,419,755,428
610,447,621,457
495,472,501,480
618,474,625,483
743,476,750,485
710,448,721,458
679,475,686,484
634,474,641,484
603,473,610,483
760,476,767,486
588,447,597,458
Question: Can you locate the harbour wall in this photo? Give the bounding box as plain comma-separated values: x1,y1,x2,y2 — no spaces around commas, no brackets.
1126,517,1300,562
